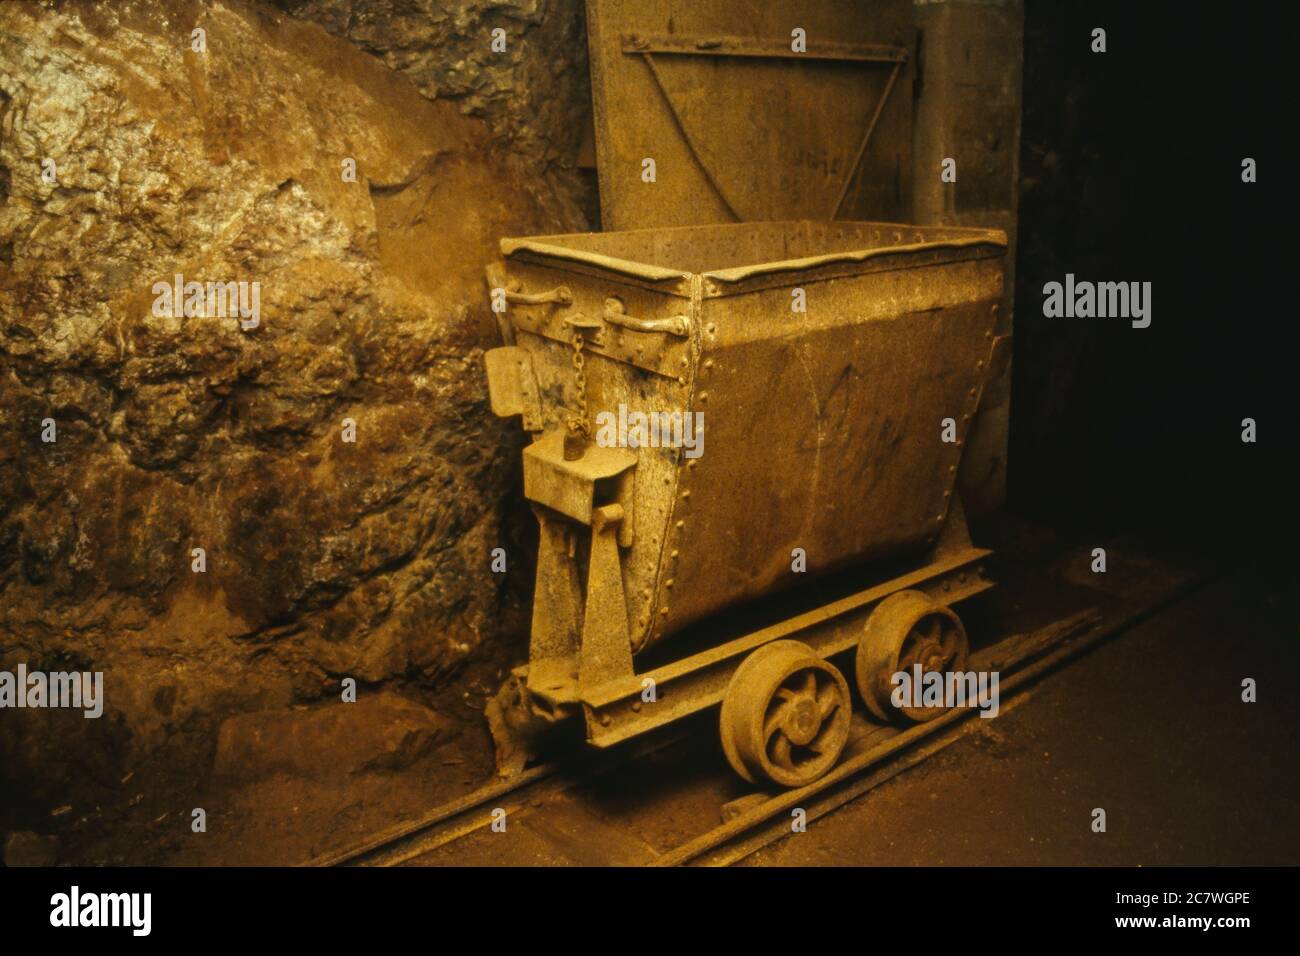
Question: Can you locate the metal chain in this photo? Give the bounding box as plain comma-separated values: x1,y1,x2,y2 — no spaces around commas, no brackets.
568,331,589,439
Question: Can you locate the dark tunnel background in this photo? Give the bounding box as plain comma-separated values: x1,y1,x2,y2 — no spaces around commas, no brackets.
1009,2,1288,561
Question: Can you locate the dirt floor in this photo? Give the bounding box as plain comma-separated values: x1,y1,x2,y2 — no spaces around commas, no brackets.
46,516,1299,867
58,649,513,866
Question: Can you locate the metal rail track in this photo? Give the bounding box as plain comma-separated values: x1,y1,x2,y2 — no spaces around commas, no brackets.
310,574,1200,868
304,723,692,867
303,763,555,867
670,586,1195,866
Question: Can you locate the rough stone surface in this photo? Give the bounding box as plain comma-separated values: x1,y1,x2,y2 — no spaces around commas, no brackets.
272,0,595,225
213,691,452,782
0,0,580,814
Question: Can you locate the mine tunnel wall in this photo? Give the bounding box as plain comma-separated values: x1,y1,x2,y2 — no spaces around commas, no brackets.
0,0,594,816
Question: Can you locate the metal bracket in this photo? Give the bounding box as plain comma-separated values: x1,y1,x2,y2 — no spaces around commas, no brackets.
484,346,543,431
563,311,605,331
522,430,637,526
579,504,637,696
526,506,584,709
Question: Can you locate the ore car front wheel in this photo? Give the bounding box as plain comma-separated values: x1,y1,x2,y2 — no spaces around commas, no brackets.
856,590,969,724
720,640,851,788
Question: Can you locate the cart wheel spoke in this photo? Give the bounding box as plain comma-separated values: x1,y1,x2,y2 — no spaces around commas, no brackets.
763,702,791,741
768,732,794,770
817,686,841,720
809,722,839,755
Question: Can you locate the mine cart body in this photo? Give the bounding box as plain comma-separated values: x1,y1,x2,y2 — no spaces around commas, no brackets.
491,220,1004,650
481,0,1011,784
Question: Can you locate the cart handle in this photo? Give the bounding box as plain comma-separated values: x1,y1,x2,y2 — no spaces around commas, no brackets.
602,297,690,337
503,285,573,307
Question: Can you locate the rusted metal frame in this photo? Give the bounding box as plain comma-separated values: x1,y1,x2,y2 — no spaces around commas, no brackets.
830,57,904,219
928,494,973,560
621,33,909,64
582,547,992,747
504,230,1009,292
502,239,692,285
483,346,543,431
514,316,686,382
636,51,744,222
503,249,692,296
639,272,704,651
524,505,584,708
578,504,637,690
700,242,1008,296
504,256,691,379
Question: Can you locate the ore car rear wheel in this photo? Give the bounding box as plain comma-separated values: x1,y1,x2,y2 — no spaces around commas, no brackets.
720,640,851,788
856,590,969,723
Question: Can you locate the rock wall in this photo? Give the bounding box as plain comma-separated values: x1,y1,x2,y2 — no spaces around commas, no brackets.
0,0,585,816
273,0,595,224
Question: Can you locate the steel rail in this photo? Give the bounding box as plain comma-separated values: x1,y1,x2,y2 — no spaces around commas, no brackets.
660,577,1203,866
308,573,1200,868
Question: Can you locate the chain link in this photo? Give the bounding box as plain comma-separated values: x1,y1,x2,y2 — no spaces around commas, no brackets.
568,331,589,439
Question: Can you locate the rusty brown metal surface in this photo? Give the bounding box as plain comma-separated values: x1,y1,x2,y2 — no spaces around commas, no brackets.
585,0,916,229
490,221,1005,659
580,546,992,748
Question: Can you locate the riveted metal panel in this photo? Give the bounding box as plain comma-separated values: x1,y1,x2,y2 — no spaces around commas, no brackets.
494,221,1004,654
